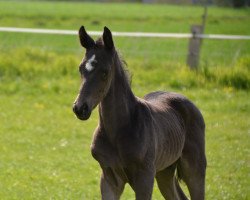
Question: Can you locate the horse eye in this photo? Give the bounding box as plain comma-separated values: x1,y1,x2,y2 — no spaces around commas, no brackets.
102,72,108,80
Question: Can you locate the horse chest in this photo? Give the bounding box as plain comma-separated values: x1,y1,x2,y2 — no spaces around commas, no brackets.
91,128,148,168
91,135,119,168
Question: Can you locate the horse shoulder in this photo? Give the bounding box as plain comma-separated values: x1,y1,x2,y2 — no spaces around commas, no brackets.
115,100,156,166
91,126,119,167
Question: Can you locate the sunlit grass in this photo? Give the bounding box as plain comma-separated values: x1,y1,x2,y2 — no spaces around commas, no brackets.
0,48,249,199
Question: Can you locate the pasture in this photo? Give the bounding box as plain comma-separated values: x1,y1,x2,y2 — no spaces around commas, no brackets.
0,1,249,199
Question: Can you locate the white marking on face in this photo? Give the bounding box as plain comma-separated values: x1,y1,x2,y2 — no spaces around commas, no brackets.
85,54,96,72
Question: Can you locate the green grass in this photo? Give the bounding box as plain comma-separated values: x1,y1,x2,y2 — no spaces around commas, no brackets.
0,1,249,199
0,1,249,34
0,49,249,199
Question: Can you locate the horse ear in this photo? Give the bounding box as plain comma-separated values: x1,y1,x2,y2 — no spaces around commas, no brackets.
103,26,114,50
79,26,95,49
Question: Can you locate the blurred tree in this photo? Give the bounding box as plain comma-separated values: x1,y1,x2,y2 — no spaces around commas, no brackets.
214,0,249,7
214,0,232,6
232,0,246,7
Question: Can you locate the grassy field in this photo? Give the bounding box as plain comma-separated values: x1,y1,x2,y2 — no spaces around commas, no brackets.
0,0,250,66
0,1,249,200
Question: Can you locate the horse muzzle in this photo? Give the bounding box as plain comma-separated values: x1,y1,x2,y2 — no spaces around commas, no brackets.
72,102,92,120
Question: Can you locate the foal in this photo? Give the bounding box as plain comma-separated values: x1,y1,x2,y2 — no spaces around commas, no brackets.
73,26,206,200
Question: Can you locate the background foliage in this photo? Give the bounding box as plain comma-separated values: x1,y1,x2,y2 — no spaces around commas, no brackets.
0,1,249,199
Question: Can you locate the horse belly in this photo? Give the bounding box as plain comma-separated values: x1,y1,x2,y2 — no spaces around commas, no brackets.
154,129,185,172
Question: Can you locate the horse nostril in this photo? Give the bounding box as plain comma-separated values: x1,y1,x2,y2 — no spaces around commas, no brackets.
73,103,88,114
73,102,91,120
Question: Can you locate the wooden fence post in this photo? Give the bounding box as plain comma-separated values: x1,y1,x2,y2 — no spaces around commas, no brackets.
187,6,207,70
187,25,203,70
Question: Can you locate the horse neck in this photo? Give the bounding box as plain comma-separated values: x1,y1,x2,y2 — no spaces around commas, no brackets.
99,55,136,141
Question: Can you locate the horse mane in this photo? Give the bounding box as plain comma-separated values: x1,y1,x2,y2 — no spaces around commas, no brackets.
95,37,132,86
114,51,132,86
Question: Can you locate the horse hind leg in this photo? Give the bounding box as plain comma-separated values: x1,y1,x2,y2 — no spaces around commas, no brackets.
156,164,188,200
177,137,207,200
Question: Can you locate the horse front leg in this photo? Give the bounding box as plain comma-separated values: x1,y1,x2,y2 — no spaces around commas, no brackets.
100,167,125,200
127,166,155,200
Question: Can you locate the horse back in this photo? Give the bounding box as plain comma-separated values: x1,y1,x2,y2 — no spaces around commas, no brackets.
144,91,205,131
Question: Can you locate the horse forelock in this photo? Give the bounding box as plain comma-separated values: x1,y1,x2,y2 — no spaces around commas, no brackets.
95,37,104,47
